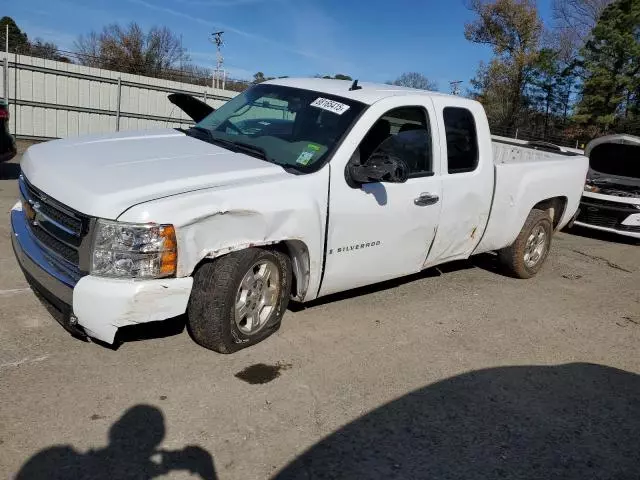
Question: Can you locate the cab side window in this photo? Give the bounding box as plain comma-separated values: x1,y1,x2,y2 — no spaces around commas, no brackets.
443,107,478,173
357,107,433,177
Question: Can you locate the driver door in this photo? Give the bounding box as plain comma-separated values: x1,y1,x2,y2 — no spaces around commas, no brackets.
319,100,443,297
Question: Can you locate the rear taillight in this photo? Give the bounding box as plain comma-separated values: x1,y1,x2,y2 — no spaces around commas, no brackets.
0,109,8,120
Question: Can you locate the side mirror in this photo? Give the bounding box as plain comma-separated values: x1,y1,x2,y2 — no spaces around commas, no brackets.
348,152,409,185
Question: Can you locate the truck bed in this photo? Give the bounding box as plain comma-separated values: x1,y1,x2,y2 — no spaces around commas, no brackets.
492,136,581,166
473,137,589,254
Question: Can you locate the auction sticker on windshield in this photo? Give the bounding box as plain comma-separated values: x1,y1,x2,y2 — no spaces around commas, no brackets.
311,97,350,115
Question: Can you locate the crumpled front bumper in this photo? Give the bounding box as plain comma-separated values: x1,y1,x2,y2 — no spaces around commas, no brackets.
11,204,193,344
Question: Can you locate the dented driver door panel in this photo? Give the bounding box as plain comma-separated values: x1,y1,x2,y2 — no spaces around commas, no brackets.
320,178,442,296
319,96,443,297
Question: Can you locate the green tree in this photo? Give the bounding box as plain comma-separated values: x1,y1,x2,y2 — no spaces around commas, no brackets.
526,48,576,135
0,16,29,53
465,0,543,128
575,0,640,131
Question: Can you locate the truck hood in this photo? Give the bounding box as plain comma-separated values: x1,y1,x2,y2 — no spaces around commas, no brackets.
20,129,289,219
585,134,640,198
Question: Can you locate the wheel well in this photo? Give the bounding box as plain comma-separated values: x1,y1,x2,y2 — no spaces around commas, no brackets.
275,240,310,301
533,196,567,230
191,241,311,302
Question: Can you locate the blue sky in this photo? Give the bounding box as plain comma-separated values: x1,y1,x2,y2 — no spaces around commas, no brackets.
5,0,554,90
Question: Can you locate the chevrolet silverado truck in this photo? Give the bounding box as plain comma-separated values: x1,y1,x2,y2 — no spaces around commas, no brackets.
576,134,640,239
11,78,589,353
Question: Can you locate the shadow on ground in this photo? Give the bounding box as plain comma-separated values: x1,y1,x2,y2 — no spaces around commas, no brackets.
114,316,187,346
289,253,498,312
274,363,640,479
0,161,20,180
16,404,217,479
566,225,640,245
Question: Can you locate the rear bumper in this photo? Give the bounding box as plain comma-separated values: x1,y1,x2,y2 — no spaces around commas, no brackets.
11,204,193,344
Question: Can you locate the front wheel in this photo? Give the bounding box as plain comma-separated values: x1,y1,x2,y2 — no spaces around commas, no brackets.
498,209,553,279
187,248,292,353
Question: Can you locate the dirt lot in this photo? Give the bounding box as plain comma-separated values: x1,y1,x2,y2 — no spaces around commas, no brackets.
1,146,639,479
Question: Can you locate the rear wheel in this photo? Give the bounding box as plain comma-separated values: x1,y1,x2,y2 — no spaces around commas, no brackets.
187,248,292,353
498,209,553,279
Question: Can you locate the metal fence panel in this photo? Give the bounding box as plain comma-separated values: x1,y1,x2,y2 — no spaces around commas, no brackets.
1,53,237,140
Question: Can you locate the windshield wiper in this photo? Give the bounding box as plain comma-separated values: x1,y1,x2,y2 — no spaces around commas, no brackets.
186,127,240,151
186,128,301,172
229,141,273,162
228,141,301,173
186,126,212,138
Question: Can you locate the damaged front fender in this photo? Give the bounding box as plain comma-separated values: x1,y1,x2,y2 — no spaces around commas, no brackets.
117,168,328,302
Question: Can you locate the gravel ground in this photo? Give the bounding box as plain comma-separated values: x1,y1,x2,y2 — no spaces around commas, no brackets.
1,146,639,479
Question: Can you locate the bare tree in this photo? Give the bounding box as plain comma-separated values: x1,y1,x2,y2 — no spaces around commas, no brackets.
552,0,612,44
388,72,438,91
29,39,70,62
551,0,612,58
75,23,189,76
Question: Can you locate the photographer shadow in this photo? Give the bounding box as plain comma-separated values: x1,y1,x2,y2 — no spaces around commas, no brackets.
16,404,217,480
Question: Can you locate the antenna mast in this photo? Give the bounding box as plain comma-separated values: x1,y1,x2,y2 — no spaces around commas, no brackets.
449,80,462,96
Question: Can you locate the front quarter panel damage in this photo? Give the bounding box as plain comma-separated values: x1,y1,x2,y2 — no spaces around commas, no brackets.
118,168,328,302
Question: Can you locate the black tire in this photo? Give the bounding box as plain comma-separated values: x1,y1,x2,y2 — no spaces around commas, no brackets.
187,248,292,353
498,209,553,279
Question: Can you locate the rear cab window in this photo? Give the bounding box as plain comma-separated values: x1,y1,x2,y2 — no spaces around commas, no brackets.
443,107,479,174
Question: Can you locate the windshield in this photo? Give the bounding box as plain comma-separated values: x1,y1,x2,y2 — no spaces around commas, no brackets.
589,143,640,180
191,84,365,172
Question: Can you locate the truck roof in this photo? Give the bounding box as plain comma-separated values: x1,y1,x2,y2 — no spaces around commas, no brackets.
265,77,457,105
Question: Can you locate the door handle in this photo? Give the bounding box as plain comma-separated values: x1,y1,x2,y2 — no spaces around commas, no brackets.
414,192,439,206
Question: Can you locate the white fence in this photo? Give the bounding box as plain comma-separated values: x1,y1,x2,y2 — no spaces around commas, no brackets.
0,54,237,140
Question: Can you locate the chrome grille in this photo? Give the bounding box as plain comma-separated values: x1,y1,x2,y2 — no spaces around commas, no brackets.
30,224,80,265
19,174,90,274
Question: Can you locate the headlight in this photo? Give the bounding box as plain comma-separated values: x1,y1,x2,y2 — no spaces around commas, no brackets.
91,219,177,279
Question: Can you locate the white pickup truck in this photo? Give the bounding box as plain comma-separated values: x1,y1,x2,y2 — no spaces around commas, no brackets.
11,78,589,353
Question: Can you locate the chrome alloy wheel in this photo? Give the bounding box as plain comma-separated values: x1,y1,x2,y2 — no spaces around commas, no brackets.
234,260,280,335
524,225,547,268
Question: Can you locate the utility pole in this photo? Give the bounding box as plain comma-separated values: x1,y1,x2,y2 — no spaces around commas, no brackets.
4,24,8,101
210,31,225,90
449,80,462,96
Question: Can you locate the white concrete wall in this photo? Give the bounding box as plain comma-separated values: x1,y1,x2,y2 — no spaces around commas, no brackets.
0,54,237,139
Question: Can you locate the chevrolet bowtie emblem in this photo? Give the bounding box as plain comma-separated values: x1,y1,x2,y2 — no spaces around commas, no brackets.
23,201,36,222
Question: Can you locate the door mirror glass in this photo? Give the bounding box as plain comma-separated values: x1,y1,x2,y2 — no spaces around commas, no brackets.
348,152,409,184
